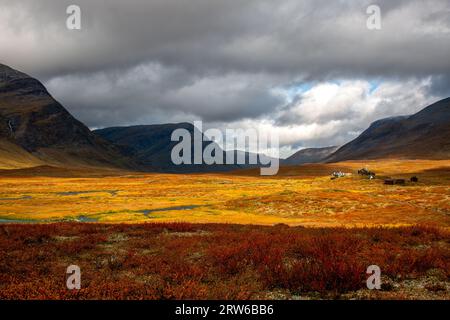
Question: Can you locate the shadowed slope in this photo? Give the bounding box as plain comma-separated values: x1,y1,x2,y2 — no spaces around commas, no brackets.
327,98,450,162
283,146,339,165
0,63,132,169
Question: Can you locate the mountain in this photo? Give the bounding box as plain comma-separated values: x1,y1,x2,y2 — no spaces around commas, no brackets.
94,124,278,173
0,63,131,169
94,123,241,172
326,97,450,162
282,146,339,165
0,138,44,169
0,63,271,173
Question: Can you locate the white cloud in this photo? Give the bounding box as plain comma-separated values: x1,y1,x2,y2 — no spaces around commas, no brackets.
280,81,371,124
207,78,439,158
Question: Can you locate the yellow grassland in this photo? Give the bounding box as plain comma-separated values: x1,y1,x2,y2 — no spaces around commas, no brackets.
0,159,449,228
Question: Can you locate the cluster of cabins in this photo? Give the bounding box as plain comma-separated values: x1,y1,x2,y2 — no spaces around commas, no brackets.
358,168,376,179
331,171,346,179
359,168,420,185
331,168,420,185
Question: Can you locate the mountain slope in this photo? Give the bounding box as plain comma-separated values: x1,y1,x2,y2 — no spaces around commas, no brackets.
95,123,243,172
0,138,44,169
283,146,339,165
0,63,131,169
326,97,450,162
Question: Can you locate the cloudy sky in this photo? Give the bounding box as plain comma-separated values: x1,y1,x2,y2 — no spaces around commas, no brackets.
1,0,450,157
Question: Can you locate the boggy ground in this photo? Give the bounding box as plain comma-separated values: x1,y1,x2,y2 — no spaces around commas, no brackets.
0,160,449,227
0,223,448,300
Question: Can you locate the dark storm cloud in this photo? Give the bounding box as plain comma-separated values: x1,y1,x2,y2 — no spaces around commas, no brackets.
45,64,286,127
430,75,450,97
2,0,450,79
0,0,449,152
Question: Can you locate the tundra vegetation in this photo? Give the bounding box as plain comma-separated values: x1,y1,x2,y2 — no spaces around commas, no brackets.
0,223,448,299
0,159,449,299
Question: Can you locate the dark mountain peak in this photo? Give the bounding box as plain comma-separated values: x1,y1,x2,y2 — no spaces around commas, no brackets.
0,63,28,79
369,115,409,128
95,122,200,152
94,123,214,172
408,97,450,124
326,97,450,162
0,64,49,98
283,146,339,165
0,63,130,168
94,123,264,173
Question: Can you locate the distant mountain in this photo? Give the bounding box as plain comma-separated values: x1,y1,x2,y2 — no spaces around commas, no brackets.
95,123,246,173
282,146,339,165
326,97,450,162
0,63,131,169
94,124,278,173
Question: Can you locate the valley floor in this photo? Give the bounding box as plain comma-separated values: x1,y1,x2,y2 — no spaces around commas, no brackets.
0,160,449,227
0,159,449,300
